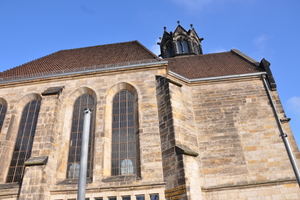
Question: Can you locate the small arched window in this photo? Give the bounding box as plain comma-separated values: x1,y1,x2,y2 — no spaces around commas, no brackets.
166,42,174,58
183,40,189,53
177,41,183,53
111,90,139,176
0,103,7,132
67,94,95,179
7,100,41,183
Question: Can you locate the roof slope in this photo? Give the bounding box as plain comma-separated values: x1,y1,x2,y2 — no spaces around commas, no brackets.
167,50,264,79
0,41,159,79
0,41,264,81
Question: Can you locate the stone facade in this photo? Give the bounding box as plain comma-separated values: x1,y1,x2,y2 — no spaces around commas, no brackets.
0,42,299,200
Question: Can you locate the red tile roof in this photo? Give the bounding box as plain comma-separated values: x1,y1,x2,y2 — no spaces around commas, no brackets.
166,50,264,79
0,41,264,81
0,41,159,79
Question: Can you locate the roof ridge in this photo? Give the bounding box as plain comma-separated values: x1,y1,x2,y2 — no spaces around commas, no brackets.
58,40,139,52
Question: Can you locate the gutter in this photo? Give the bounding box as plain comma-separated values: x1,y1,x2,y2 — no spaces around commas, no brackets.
0,60,168,84
169,70,267,82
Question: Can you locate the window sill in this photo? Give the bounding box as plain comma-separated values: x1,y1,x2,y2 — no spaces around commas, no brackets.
102,175,141,182
58,177,92,185
0,183,21,189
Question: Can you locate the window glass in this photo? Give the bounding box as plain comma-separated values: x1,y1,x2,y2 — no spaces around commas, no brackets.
108,197,117,200
0,104,7,131
136,195,145,200
177,41,183,53
122,196,131,200
183,40,189,53
67,94,94,179
94,198,103,200
7,100,41,183
111,90,138,176
150,194,159,200
67,199,89,200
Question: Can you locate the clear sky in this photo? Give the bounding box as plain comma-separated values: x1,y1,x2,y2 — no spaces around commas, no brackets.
1,1,300,146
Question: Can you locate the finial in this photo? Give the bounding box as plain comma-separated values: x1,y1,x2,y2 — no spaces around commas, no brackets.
190,24,193,28
164,26,166,31
177,21,180,25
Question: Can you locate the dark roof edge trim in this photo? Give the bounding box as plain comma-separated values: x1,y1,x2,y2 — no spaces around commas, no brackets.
231,49,260,66
259,58,276,90
169,70,267,82
0,60,168,84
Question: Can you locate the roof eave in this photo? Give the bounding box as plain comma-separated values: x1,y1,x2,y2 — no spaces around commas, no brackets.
0,60,168,84
168,70,267,83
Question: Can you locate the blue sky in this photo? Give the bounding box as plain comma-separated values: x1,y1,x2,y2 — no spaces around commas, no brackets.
1,1,300,146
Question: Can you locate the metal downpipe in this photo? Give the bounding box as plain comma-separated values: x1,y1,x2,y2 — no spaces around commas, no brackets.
262,76,300,186
77,108,92,200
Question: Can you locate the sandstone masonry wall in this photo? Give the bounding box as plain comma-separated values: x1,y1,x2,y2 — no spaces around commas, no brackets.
0,67,166,199
191,77,299,199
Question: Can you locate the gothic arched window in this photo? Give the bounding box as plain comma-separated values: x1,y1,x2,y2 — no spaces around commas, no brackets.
166,42,174,58
67,94,95,179
7,100,41,183
177,41,183,53
0,103,7,132
111,90,139,176
183,40,189,53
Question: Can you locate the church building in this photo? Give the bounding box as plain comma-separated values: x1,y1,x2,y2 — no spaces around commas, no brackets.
0,24,299,200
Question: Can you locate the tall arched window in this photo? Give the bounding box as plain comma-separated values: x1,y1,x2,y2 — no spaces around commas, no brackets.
67,94,95,179
112,90,139,176
7,100,41,183
0,103,7,132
